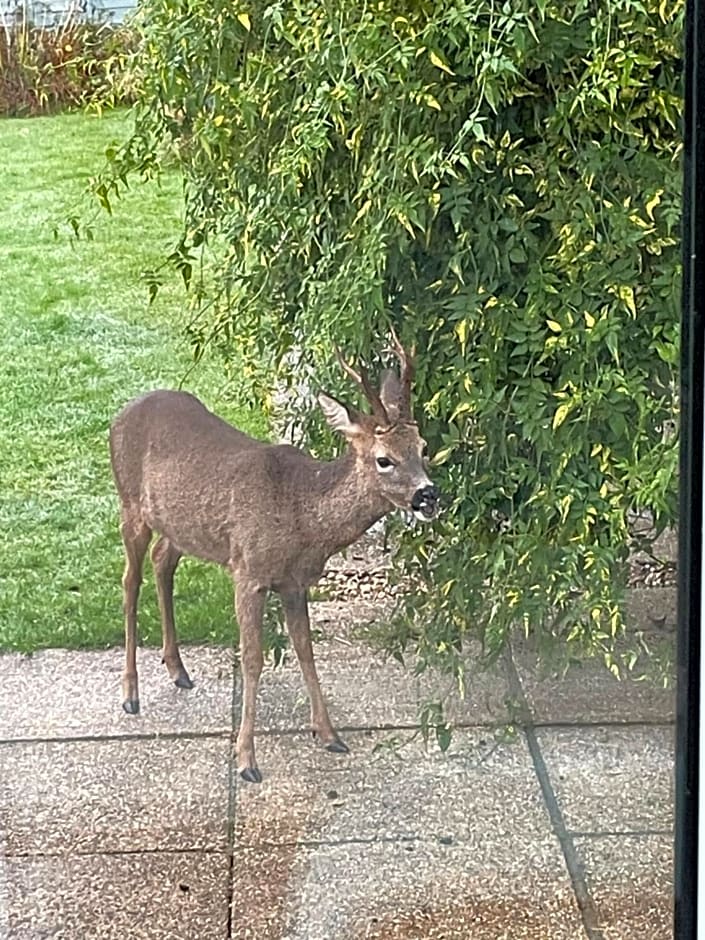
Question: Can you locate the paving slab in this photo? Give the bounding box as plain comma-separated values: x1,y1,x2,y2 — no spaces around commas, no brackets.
536,726,674,833
574,834,673,939
515,651,675,724
254,644,421,733
232,842,299,940
623,585,677,632
416,650,513,726
1,736,229,855
255,638,511,733
513,589,676,724
0,645,234,740
234,729,585,938
237,729,556,849
308,597,393,638
3,851,230,939
232,840,584,940
0,612,676,940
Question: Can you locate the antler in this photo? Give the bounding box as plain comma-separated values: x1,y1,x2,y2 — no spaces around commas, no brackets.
335,346,389,425
387,325,415,420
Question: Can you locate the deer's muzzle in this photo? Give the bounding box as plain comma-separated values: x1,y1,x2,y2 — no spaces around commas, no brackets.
411,485,440,521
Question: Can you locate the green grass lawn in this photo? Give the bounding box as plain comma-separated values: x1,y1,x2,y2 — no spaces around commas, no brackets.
0,109,268,653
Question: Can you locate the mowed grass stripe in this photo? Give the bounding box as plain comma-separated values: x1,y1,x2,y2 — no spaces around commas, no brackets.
0,110,266,652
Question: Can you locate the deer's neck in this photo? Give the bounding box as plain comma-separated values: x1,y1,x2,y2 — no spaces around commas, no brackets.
309,451,390,558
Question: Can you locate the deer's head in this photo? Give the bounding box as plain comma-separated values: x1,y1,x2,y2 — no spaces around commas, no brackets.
318,331,440,522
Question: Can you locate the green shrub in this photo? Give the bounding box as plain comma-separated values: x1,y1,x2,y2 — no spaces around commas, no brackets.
0,3,136,115
95,0,683,680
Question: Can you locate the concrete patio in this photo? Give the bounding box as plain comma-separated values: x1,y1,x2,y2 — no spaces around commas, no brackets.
1,585,675,939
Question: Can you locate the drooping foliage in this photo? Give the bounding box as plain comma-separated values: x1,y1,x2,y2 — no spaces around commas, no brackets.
98,0,683,678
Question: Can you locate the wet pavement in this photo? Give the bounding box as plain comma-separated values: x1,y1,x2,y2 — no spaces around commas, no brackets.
1,587,675,939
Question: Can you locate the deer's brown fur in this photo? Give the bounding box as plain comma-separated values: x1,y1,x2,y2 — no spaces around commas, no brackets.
109,340,438,782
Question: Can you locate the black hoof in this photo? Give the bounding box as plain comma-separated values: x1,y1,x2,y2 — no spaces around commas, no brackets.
240,766,263,784
122,699,140,715
174,674,194,690
325,738,350,754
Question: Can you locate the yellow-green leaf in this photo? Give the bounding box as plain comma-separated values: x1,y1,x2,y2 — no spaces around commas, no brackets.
395,211,415,237
352,198,371,225
345,124,363,154
645,190,663,220
558,494,573,522
618,285,637,317
429,50,454,75
440,579,456,597
546,319,562,333
450,400,472,421
584,311,595,328
424,93,442,111
553,403,570,430
431,447,453,466
237,11,251,30
448,254,463,282
455,318,469,352
213,114,225,127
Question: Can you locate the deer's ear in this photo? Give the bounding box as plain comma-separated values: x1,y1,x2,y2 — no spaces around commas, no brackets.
379,369,402,423
318,393,361,437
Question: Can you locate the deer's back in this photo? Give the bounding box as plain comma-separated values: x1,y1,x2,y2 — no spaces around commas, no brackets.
110,390,266,555
109,390,329,581
110,389,261,482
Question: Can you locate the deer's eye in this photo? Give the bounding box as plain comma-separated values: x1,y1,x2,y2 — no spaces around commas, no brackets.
376,456,395,471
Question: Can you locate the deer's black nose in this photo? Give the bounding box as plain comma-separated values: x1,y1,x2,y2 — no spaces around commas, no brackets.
411,485,440,518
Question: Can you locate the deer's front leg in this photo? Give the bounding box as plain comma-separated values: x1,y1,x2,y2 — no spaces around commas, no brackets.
281,589,349,755
235,578,267,784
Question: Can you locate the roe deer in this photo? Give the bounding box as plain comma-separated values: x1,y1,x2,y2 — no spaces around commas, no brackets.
109,332,439,782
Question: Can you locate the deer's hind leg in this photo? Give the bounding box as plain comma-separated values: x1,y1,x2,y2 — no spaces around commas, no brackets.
120,506,152,715
151,536,193,690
